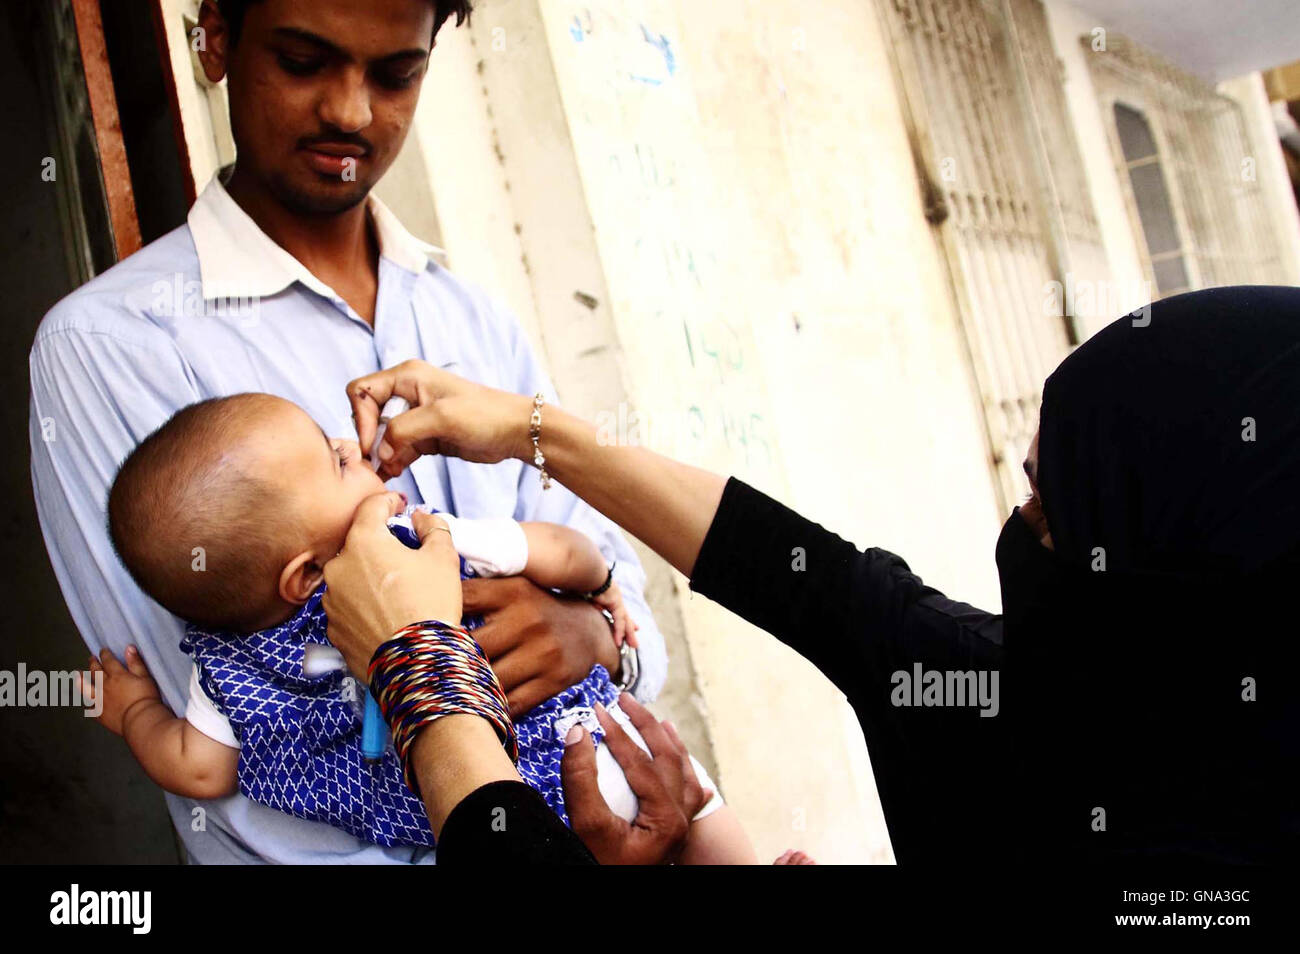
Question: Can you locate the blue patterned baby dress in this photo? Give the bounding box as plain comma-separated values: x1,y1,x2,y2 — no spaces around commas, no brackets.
180,509,620,847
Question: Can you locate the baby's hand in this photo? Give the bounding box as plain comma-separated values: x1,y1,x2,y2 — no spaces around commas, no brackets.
82,646,161,736
592,583,639,649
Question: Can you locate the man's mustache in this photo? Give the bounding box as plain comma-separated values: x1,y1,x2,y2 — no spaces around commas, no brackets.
298,132,373,155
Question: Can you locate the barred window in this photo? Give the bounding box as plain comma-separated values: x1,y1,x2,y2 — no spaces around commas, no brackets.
1087,34,1286,291
1113,103,1190,295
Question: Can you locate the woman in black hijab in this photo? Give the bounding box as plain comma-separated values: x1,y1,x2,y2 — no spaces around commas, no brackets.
333,285,1298,863
1002,284,1298,862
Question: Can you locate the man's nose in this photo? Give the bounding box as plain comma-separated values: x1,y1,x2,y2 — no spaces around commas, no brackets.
318,69,372,133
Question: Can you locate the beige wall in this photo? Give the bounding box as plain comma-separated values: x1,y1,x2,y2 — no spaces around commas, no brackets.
156,0,232,192
1044,0,1148,333
1217,72,1300,285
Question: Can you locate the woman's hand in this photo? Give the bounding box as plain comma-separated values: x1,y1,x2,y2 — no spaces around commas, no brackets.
347,361,535,480
321,492,464,679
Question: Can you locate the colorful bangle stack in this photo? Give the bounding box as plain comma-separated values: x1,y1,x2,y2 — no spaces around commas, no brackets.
367,620,518,793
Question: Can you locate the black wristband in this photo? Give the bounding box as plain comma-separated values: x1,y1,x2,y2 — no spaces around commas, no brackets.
585,562,615,599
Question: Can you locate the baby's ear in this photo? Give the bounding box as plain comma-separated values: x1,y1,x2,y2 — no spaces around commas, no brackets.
278,551,324,605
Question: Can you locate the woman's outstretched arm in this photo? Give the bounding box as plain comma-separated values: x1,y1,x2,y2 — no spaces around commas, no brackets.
521,404,727,578
347,361,1001,665
349,361,726,578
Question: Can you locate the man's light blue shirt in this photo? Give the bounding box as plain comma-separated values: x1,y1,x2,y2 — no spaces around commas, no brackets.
28,176,666,864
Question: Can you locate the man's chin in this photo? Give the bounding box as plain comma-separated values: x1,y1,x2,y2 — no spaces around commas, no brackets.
269,174,372,216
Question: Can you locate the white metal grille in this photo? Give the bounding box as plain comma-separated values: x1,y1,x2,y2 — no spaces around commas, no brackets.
876,0,1101,509
1087,33,1287,291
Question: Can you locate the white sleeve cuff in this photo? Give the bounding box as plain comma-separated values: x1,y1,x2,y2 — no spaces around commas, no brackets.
439,514,529,578
185,664,239,749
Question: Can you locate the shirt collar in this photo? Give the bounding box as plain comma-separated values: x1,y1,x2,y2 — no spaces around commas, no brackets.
187,173,446,301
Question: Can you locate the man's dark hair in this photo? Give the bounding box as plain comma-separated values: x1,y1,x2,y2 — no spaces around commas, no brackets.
216,0,473,47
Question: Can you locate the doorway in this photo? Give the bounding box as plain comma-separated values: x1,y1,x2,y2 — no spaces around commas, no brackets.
1,0,187,863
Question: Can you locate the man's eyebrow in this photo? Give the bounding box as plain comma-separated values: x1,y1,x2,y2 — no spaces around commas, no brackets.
271,27,429,63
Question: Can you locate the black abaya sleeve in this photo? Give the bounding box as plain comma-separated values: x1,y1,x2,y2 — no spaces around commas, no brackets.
688,477,1007,863
690,477,1003,679
436,780,597,865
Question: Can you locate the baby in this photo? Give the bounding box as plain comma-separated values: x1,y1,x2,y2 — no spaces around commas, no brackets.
93,392,756,864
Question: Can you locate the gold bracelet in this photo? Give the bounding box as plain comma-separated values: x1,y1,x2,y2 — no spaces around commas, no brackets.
529,393,552,490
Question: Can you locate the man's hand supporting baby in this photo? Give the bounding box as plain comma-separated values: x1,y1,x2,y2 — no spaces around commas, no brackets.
82,646,238,801
467,522,637,718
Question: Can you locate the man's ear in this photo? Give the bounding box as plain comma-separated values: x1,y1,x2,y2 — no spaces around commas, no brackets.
279,550,325,606
196,0,232,85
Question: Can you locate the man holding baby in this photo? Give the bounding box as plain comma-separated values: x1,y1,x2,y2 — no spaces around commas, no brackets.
29,0,676,864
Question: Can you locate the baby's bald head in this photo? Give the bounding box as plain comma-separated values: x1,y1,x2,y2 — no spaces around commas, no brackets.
108,393,304,632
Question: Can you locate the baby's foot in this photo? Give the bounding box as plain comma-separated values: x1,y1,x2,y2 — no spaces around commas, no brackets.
773,849,817,865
